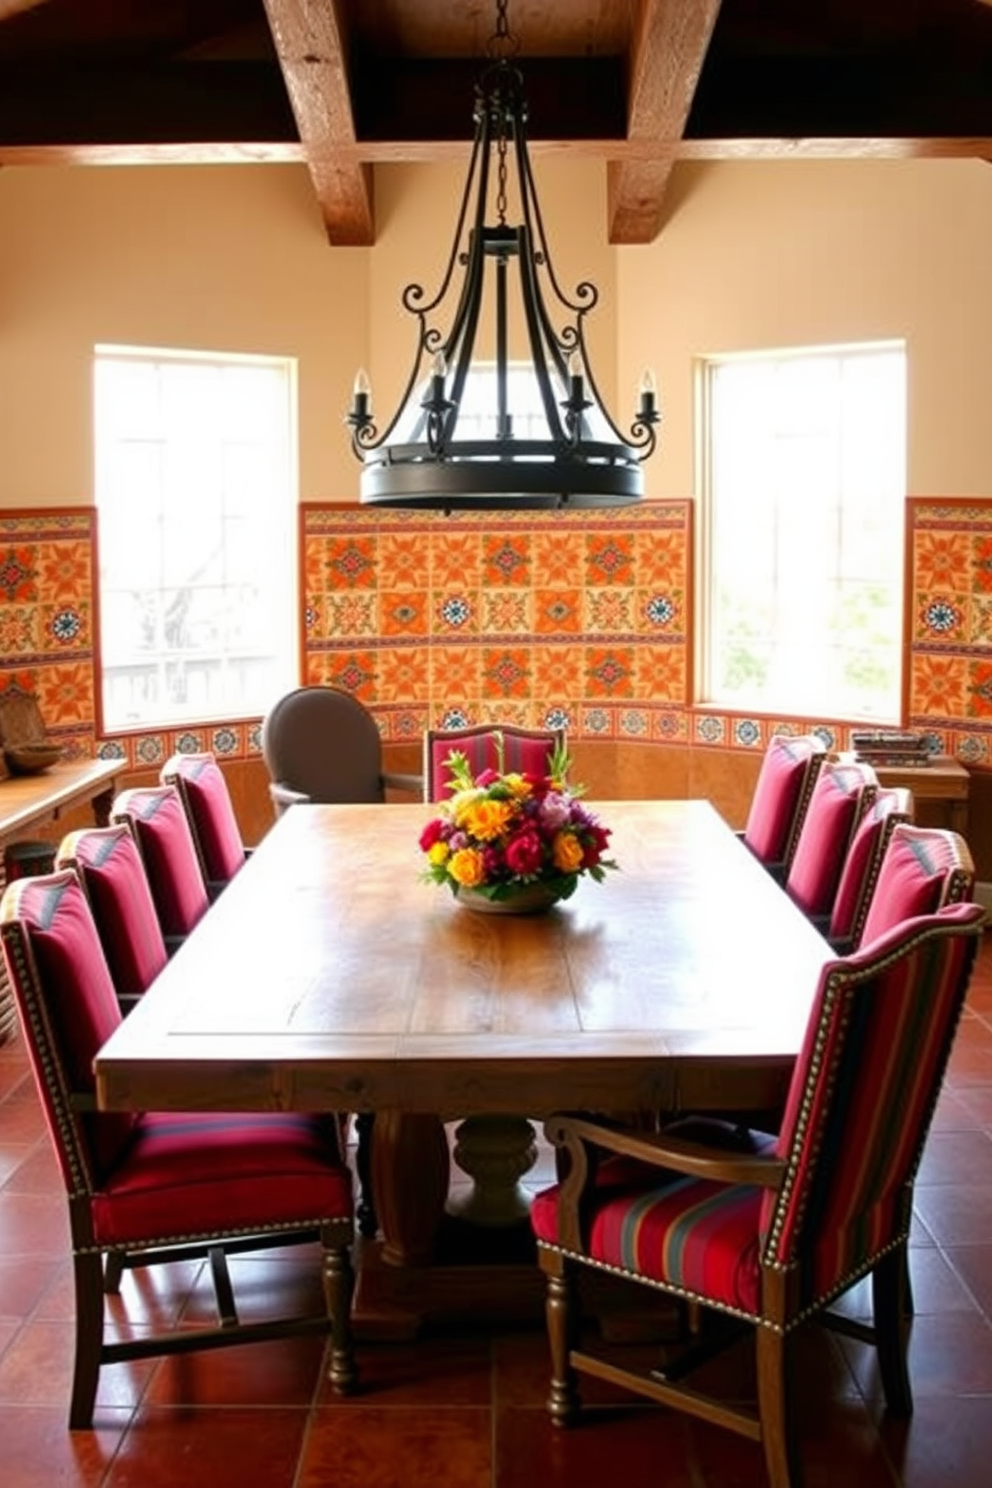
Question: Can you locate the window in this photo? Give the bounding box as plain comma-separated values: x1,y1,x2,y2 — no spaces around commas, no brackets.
94,347,297,731
698,342,906,722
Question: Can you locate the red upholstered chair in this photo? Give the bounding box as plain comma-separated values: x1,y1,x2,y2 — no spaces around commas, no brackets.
56,823,168,1013
160,751,249,899
826,786,914,953
261,686,422,818
424,724,565,801
531,900,986,1488
783,760,878,922
0,870,357,1429
858,822,975,950
740,733,828,882
110,784,210,952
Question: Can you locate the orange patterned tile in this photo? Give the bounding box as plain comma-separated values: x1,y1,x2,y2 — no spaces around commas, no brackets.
533,589,582,636
323,536,378,590
915,529,972,592
634,644,686,703
966,660,992,719
910,654,968,718
379,590,427,638
0,606,38,657
36,541,91,603
585,645,635,699
429,646,482,698
915,590,967,645
532,643,583,702
481,646,531,700
479,588,532,633
482,533,530,588
585,531,634,587
584,587,635,634
377,646,430,703
430,530,483,588
378,532,431,591
530,529,585,586
0,544,39,603
37,663,94,725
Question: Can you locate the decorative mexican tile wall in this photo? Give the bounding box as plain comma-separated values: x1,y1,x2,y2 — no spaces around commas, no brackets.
0,509,98,759
301,504,692,745
906,498,992,767
2,499,991,772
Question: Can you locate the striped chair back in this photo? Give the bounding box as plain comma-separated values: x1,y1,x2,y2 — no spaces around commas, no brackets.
784,760,877,919
827,786,914,951
111,785,209,947
160,751,247,894
424,724,564,801
741,732,828,878
858,822,974,951
56,824,168,1009
765,900,985,1306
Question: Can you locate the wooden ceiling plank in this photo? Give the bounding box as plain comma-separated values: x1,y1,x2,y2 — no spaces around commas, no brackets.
261,0,373,245
609,0,723,244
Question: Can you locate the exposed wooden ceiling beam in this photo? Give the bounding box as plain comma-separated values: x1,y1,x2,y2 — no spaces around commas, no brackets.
261,0,373,246
607,0,723,244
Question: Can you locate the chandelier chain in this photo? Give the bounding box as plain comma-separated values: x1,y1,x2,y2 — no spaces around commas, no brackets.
488,0,514,59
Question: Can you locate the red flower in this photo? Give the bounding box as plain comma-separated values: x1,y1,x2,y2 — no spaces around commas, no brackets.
505,829,543,876
475,767,501,788
419,818,446,851
581,823,611,869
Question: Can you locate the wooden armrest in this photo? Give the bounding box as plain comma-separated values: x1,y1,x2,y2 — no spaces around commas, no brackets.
269,782,310,809
382,770,424,796
548,1113,785,1187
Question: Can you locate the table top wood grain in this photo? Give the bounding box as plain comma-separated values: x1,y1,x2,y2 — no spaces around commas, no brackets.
0,757,122,847
95,799,832,1120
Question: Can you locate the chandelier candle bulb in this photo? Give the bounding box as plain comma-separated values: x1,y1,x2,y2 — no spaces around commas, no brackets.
351,368,372,421
638,368,658,420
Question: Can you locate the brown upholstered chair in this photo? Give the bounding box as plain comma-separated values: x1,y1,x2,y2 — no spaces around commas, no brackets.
423,723,565,801
56,823,168,1013
261,686,422,818
826,786,914,953
739,733,828,882
110,784,210,953
0,870,357,1429
531,901,986,1488
160,750,249,899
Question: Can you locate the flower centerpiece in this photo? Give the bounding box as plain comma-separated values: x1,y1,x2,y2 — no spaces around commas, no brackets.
418,732,617,913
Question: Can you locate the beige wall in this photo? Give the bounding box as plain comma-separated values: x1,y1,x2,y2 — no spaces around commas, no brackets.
3,156,992,511
619,158,992,501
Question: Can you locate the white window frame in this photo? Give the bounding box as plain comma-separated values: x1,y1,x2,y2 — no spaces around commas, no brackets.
94,345,298,733
696,341,906,723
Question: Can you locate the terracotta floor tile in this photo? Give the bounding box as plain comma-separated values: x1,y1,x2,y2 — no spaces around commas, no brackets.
33,1257,200,1328
143,1333,328,1408
495,1401,692,1488
917,1128,992,1184
178,1252,327,1327
0,1318,156,1412
104,1405,308,1488
315,1330,493,1407
0,1404,131,1488
840,1309,992,1402
943,1243,992,1318
0,1253,67,1319
0,1191,70,1256
0,1137,62,1194
879,1393,992,1487
301,1405,492,1488
913,1182,992,1246
0,1144,34,1186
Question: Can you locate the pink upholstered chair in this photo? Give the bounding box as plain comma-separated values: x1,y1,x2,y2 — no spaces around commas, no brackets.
0,870,357,1429
783,760,878,922
160,751,248,899
857,822,975,951
110,784,210,952
56,823,168,1013
531,900,986,1488
826,786,914,953
740,733,828,882
424,724,565,801
262,686,422,818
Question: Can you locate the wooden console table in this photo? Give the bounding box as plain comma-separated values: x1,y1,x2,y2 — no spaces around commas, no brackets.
0,757,123,1042
858,754,970,837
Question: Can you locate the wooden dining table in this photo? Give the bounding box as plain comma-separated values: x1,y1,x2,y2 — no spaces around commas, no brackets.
95,798,832,1333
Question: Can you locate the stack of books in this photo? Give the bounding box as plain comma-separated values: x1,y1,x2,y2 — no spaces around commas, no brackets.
850,730,932,767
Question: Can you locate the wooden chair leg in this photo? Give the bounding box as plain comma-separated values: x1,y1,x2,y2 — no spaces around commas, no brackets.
755,1325,799,1488
103,1249,125,1294
872,1246,913,1416
322,1241,358,1395
543,1252,581,1426
69,1251,106,1430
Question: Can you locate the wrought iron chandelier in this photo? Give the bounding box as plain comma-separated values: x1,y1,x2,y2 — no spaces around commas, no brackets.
346,0,659,512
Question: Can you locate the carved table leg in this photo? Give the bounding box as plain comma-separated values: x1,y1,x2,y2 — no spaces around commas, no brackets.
447,1115,538,1226
371,1110,450,1267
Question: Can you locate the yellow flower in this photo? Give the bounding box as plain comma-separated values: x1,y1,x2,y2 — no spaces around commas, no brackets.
552,831,584,874
448,847,486,887
427,840,450,867
503,772,532,799
462,798,515,842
